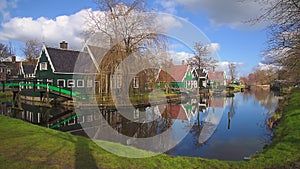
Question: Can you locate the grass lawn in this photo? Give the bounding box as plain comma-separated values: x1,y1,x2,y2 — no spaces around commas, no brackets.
0,89,299,169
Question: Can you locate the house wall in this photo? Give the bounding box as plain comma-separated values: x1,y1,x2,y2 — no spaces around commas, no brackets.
0,66,6,81
182,69,198,90
35,50,95,94
156,68,198,90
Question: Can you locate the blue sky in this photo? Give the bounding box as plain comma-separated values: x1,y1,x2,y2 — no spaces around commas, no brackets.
0,0,271,76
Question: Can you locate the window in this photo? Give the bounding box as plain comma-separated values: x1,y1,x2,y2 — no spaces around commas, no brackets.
37,79,42,89
39,62,47,70
77,80,84,88
133,77,139,88
67,79,75,88
47,79,53,85
57,79,65,87
87,80,93,88
116,75,121,88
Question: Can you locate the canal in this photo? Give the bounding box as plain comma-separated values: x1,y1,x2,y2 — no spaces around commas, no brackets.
0,89,278,161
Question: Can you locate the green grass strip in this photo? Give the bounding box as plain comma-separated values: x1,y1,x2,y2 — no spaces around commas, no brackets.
0,88,299,168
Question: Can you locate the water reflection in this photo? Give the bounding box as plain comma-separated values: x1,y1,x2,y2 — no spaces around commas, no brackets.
0,89,278,161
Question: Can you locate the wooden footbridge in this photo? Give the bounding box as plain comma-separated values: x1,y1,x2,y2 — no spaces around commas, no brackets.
0,80,80,102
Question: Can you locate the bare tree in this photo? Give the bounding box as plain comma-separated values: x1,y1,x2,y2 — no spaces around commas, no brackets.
253,0,300,85
0,42,14,59
187,42,217,93
228,62,237,81
23,40,41,64
85,0,168,97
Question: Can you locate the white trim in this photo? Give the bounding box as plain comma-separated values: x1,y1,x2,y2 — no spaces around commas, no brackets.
34,45,56,74
20,62,25,75
84,44,100,73
181,65,189,82
77,79,84,88
133,76,139,88
87,79,93,88
57,79,65,87
39,62,47,70
155,69,162,82
53,72,98,75
44,46,56,72
67,79,75,88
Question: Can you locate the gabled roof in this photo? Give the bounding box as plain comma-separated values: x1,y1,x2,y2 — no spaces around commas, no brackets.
208,97,226,108
46,47,80,73
158,104,189,121
157,65,189,82
37,45,97,74
2,61,21,76
208,71,225,83
22,63,35,74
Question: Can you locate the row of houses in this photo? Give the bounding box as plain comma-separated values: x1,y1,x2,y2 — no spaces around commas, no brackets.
0,41,227,95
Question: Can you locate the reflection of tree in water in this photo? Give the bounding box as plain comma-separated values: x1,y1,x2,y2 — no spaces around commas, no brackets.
189,123,203,147
188,98,206,147
250,88,277,111
228,96,236,118
101,106,173,139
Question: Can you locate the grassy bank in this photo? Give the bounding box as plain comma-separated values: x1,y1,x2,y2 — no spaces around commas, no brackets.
0,89,299,169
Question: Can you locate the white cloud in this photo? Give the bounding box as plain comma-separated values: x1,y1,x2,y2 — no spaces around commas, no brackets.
256,62,280,71
155,0,177,14
168,50,193,65
215,61,245,77
154,13,183,32
207,43,220,55
0,9,88,49
170,0,271,29
0,0,18,20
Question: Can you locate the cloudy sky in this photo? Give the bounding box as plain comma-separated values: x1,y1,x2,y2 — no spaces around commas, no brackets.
0,0,271,76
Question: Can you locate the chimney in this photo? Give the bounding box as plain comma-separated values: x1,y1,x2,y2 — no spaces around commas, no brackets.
60,41,68,49
12,55,16,63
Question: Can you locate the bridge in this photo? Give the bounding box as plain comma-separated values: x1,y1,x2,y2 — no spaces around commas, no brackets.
0,80,81,101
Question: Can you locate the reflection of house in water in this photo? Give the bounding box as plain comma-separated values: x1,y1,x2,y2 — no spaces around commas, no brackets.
157,98,200,123
207,97,228,108
158,104,189,121
198,96,229,144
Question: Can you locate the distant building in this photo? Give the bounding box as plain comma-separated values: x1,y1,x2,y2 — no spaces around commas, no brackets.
156,65,198,90
208,71,227,88
1,55,21,81
19,62,36,79
0,63,7,81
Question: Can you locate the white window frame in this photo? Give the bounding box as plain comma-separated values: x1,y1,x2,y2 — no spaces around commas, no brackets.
116,75,121,88
39,62,47,70
87,79,93,88
67,79,75,88
57,79,65,87
68,117,76,125
77,79,84,88
133,76,139,88
47,79,53,85
37,79,42,89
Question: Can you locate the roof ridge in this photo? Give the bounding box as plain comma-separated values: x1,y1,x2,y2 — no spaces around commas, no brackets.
46,46,81,53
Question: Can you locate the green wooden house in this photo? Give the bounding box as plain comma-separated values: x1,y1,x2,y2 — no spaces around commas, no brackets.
156,65,198,91
34,41,148,97
34,41,97,94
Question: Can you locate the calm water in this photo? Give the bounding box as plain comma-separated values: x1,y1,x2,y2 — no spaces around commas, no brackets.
0,89,278,161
